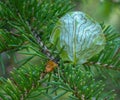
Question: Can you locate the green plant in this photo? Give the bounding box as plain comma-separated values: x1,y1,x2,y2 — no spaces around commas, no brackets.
0,0,120,100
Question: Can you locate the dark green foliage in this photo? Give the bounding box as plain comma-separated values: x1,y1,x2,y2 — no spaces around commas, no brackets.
50,65,115,100
0,0,72,74
0,29,25,53
0,64,44,100
0,0,120,100
0,64,116,100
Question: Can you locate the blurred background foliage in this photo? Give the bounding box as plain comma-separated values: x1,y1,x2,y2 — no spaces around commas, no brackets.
0,0,120,99
73,0,120,31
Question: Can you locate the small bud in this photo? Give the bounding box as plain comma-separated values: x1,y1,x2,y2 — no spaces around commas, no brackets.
45,60,58,73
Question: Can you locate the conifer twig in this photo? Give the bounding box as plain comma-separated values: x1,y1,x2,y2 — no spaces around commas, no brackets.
83,61,120,71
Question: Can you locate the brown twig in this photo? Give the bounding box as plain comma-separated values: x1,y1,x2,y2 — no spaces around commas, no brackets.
83,61,120,71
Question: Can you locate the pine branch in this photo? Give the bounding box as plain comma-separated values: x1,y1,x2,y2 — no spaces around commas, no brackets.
0,29,26,53
0,0,72,76
0,64,46,100
86,25,120,72
0,0,119,99
0,0,73,54
84,61,120,72
31,30,55,61
48,64,116,100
